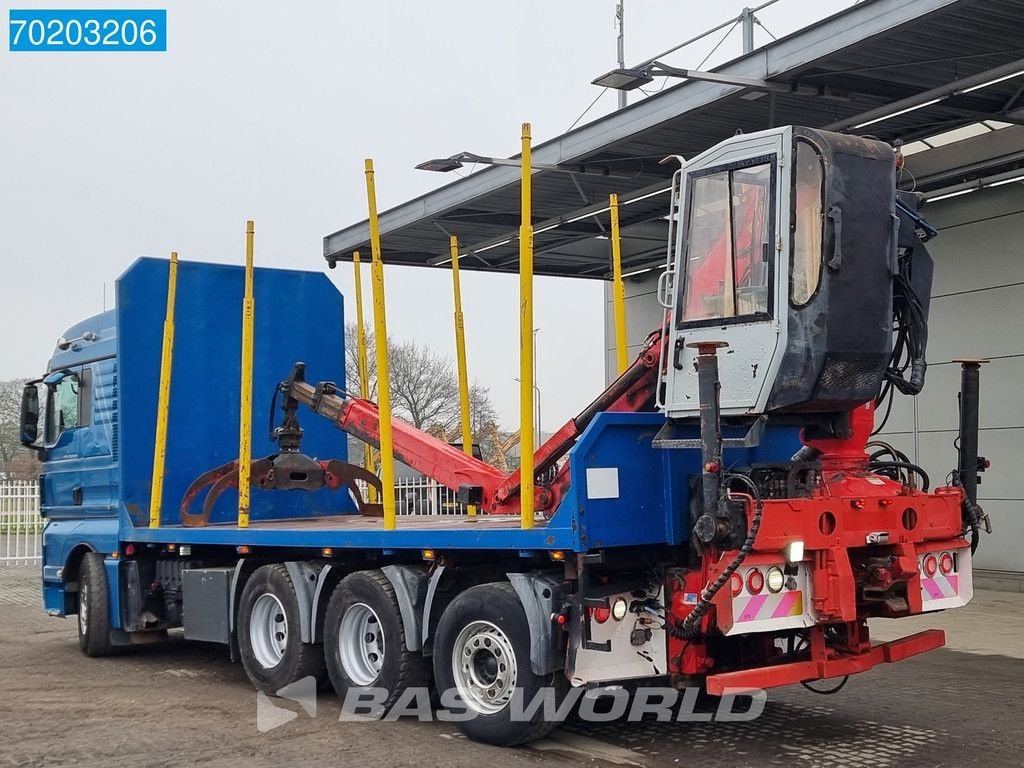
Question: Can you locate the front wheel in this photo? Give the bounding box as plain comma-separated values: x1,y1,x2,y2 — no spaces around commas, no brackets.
77,552,113,657
433,582,566,746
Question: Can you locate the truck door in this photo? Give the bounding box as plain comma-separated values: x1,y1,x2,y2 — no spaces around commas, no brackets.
661,127,791,418
41,367,92,518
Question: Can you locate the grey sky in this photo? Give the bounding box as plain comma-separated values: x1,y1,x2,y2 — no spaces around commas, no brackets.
0,0,854,429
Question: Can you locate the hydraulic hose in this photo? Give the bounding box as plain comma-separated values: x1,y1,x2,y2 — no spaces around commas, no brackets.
673,475,763,640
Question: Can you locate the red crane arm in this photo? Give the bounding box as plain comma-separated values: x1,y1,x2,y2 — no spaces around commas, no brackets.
287,325,665,515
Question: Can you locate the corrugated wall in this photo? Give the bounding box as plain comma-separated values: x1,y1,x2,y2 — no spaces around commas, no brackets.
605,185,1024,573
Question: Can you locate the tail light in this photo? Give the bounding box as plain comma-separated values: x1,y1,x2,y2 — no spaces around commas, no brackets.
591,606,611,624
746,568,764,595
939,552,954,575
730,572,743,597
923,554,938,577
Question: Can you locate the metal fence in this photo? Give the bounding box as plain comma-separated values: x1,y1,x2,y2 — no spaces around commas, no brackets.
393,475,467,516
0,481,42,566
0,475,465,568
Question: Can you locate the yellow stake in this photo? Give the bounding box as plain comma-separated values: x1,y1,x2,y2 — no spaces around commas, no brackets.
238,220,255,529
610,193,629,374
450,235,476,517
365,159,397,531
149,252,178,528
519,123,535,530
352,252,377,502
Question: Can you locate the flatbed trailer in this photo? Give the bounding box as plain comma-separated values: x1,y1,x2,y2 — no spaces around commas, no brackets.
23,127,986,747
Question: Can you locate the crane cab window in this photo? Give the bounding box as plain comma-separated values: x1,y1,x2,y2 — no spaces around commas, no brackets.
679,158,774,324
791,140,824,306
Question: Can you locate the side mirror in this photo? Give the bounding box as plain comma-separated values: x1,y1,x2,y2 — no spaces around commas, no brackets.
19,381,42,450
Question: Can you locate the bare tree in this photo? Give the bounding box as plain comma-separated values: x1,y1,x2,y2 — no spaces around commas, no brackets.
0,378,40,479
342,324,503,464
344,322,378,401
389,339,459,430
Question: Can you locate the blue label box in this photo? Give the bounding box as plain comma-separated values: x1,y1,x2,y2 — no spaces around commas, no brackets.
9,9,166,52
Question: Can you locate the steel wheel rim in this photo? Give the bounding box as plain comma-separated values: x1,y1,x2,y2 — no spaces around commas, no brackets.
451,620,517,715
78,583,88,635
250,593,288,669
338,602,385,686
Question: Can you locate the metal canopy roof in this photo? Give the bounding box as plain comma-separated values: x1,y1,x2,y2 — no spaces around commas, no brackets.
324,0,1024,280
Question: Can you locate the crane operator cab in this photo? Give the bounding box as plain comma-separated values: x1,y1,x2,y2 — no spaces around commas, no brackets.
657,125,931,428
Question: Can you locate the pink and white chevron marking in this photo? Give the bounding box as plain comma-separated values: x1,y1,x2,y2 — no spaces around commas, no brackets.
735,590,804,623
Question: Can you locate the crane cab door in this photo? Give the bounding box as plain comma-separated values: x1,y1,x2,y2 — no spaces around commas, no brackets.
661,127,792,419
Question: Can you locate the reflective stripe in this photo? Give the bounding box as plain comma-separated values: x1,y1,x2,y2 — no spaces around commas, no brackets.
735,591,803,623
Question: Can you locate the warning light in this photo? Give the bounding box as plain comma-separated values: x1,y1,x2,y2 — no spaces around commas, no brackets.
923,554,938,577
940,552,954,575
746,568,765,595
237,545,251,555
730,572,743,597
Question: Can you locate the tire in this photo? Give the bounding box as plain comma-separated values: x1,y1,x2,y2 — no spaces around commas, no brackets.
237,564,326,695
324,569,429,712
77,552,113,657
433,582,567,746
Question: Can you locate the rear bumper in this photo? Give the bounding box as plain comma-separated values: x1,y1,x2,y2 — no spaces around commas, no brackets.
705,628,945,696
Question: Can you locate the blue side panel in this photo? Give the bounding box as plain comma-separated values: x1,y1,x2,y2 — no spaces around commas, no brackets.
569,413,681,550
116,257,354,528
568,412,803,551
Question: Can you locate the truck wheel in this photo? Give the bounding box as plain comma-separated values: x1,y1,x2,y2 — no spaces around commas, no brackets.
78,552,113,657
433,582,566,746
324,569,429,712
238,564,326,695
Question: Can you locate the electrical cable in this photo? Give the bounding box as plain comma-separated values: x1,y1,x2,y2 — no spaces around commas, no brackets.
883,249,929,397
566,87,610,132
801,676,849,695
672,474,763,639
867,460,930,491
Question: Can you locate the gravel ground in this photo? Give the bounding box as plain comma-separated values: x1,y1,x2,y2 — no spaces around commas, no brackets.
1,566,1022,768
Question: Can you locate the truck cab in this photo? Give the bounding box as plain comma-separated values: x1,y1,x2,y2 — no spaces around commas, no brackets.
21,312,121,616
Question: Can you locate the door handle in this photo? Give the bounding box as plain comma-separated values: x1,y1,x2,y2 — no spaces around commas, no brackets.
827,205,843,271
673,337,686,370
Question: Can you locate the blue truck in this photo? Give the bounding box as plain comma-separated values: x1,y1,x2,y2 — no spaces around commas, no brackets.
20,129,984,746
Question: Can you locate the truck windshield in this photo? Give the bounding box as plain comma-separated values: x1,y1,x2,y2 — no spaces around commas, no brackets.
679,159,773,324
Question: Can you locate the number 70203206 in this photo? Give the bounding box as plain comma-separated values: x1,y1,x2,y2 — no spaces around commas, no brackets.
9,9,166,52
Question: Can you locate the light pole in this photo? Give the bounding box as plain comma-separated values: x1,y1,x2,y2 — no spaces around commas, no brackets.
615,0,627,110
514,379,542,449
592,1,783,93
514,328,542,449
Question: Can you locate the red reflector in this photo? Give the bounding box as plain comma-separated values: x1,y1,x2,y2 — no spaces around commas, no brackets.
730,572,743,597
746,568,764,595
923,554,938,577
592,606,611,624
940,552,954,575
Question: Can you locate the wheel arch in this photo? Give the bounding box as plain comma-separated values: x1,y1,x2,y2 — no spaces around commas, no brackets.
62,543,97,614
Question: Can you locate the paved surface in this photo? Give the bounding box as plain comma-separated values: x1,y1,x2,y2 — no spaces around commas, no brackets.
1,565,1023,768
